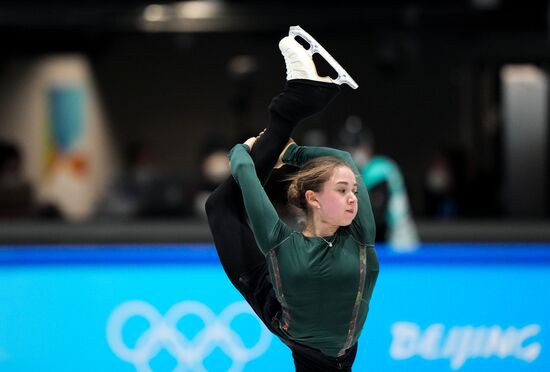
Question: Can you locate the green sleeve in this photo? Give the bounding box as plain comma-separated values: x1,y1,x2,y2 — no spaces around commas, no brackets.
229,144,286,255
283,144,376,245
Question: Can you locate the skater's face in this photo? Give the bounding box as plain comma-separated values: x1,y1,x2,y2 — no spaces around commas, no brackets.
307,165,358,226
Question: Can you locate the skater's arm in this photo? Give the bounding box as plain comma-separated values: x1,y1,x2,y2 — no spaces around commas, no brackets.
283,144,376,245
282,143,354,168
229,143,284,255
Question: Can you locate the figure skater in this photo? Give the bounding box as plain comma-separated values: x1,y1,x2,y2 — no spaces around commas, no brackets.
206,26,378,371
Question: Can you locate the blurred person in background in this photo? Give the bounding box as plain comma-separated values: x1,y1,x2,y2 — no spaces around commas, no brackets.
193,139,231,219
340,117,419,251
205,29,378,371
423,148,458,218
99,141,188,219
0,139,36,219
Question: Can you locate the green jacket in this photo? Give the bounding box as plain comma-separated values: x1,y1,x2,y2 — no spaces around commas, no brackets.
229,143,379,357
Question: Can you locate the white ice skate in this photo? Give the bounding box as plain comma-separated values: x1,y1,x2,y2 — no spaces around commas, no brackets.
279,25,358,89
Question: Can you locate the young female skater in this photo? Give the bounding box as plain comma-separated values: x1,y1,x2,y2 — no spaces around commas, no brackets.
205,28,379,371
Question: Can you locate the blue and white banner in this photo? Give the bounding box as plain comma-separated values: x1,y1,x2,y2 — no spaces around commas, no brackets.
0,243,548,371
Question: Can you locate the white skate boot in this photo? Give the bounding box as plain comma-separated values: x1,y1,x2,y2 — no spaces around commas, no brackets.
279,25,358,89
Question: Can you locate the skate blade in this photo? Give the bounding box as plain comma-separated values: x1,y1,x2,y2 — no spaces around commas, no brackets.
288,25,358,89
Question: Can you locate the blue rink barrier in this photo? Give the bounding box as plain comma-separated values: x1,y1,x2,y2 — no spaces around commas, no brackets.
0,243,549,371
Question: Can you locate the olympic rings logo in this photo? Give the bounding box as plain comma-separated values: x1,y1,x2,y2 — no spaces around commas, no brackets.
106,300,272,371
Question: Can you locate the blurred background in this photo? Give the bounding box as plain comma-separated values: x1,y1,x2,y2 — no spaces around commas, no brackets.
0,0,548,242
0,1,549,371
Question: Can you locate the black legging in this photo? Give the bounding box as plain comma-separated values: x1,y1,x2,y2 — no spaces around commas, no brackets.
205,80,339,291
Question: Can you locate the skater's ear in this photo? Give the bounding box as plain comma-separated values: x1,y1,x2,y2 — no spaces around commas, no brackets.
304,190,320,210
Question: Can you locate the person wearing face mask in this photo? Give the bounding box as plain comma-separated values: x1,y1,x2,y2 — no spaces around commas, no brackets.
424,149,457,218
342,125,419,252
205,27,378,371
192,142,231,219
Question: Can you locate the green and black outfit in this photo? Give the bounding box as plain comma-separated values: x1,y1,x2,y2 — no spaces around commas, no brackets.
206,80,379,371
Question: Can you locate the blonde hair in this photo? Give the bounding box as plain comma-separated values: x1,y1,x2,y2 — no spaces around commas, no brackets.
286,156,353,212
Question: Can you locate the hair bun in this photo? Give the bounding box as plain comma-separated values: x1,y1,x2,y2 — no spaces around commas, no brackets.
287,181,301,207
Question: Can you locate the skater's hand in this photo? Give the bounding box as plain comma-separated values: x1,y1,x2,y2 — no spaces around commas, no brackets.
274,138,296,169
244,136,257,150
243,129,266,151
